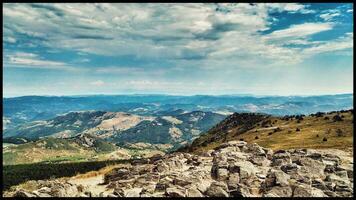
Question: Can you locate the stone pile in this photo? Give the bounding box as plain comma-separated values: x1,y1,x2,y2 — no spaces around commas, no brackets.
12,141,354,197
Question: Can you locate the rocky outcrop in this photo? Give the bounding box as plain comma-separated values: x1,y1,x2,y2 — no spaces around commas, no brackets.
9,141,353,197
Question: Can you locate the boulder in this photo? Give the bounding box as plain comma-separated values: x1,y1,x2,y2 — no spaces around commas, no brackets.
272,151,292,166
296,157,326,179
264,169,290,188
186,187,204,197
227,173,240,190
217,168,229,181
249,155,270,166
196,180,212,194
293,184,327,197
124,188,142,197
13,190,37,197
264,186,292,197
165,187,186,197
206,181,229,197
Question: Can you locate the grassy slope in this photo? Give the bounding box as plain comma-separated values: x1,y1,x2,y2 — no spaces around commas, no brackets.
2,137,118,165
185,110,353,154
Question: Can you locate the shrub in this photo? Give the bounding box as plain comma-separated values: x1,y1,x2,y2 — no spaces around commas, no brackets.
323,137,328,142
324,116,330,120
296,128,300,132
336,129,345,137
268,132,273,135
333,115,343,122
314,112,324,117
255,136,259,140
239,138,244,141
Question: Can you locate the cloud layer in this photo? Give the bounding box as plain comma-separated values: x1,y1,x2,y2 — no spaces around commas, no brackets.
3,3,354,96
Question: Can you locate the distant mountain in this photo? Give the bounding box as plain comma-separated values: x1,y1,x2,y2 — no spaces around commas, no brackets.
3,110,226,150
3,94,353,128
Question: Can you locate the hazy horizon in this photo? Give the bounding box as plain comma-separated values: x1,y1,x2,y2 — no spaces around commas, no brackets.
3,92,353,99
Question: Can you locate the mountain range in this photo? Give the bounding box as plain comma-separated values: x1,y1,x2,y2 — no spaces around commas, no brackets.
3,94,353,130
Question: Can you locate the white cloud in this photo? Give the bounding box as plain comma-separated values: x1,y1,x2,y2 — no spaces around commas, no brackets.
4,52,80,71
302,32,353,55
266,23,333,39
320,12,340,21
90,80,105,86
4,36,17,43
2,3,351,70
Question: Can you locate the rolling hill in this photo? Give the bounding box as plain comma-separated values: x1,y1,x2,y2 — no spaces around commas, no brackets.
180,109,353,154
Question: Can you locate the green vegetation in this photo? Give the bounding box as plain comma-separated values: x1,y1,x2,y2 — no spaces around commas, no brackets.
3,159,132,191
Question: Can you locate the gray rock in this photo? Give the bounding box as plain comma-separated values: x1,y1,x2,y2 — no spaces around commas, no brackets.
13,189,37,197
249,155,271,167
227,173,240,190
217,168,229,181
264,169,290,188
124,188,142,197
297,157,326,179
293,184,327,197
165,187,186,197
206,181,229,197
264,186,292,197
186,187,204,197
272,151,292,166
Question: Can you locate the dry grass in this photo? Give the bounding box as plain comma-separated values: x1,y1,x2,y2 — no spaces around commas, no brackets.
68,163,130,180
192,111,353,153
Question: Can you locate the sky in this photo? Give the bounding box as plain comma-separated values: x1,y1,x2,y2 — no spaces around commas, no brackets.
3,3,354,97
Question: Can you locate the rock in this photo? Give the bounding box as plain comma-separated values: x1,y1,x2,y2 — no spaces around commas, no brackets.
228,160,257,180
124,188,142,197
307,152,323,161
244,143,266,155
293,184,327,197
154,161,170,173
281,163,300,174
264,169,290,188
264,186,292,197
206,181,229,197
104,168,131,183
272,151,292,166
141,182,157,194
248,155,270,166
36,187,51,194
217,168,229,181
10,142,353,198
173,177,192,187
311,179,328,191
326,174,350,185
186,187,204,197
227,173,240,190
296,157,326,179
165,187,186,197
196,180,212,194
13,189,37,197
32,191,52,197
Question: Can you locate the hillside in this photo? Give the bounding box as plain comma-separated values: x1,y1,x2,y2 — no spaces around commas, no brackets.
3,110,225,149
181,110,353,154
3,133,169,165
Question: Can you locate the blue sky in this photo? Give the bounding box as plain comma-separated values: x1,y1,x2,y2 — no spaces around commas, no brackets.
3,3,353,97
